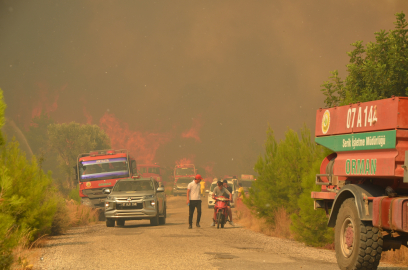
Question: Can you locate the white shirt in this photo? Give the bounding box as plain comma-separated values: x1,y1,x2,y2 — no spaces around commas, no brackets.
187,180,201,200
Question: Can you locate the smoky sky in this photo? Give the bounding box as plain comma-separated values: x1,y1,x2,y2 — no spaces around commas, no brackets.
0,0,407,176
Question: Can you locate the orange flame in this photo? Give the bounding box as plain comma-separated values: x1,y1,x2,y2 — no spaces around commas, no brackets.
31,83,67,119
83,107,93,124
203,162,215,183
99,112,172,164
181,115,203,142
175,157,194,166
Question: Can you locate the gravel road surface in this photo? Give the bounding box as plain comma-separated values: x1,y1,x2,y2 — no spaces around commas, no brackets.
35,196,408,270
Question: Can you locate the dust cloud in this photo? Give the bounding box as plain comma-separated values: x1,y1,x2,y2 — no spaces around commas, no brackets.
0,0,406,175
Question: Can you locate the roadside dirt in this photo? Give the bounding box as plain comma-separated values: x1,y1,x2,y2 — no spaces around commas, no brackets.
33,196,408,270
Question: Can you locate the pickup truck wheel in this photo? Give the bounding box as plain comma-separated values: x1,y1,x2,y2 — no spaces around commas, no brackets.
159,204,166,225
106,218,115,227
335,198,383,270
116,219,125,226
150,210,159,226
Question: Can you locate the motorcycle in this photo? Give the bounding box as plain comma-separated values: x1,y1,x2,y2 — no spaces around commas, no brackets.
213,196,229,229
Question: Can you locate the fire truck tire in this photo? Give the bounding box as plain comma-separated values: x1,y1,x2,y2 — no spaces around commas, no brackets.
106,219,115,227
159,205,166,225
335,198,383,270
150,211,159,226
116,219,125,226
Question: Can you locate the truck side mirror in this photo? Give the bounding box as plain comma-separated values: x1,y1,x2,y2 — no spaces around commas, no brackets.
157,187,165,192
73,166,78,180
205,190,209,193
103,188,111,194
131,160,136,169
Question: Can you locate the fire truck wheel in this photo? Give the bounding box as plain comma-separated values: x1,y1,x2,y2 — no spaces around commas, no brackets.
150,211,159,226
106,219,115,227
159,205,166,225
335,198,383,270
116,219,125,226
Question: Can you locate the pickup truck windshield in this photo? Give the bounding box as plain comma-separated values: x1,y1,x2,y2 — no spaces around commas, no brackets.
210,183,217,192
80,158,129,181
113,180,154,192
175,168,194,176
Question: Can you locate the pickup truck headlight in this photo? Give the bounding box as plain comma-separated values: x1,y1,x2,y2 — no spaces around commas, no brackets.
150,201,155,206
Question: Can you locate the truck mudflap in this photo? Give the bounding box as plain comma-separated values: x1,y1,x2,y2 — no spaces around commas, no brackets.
327,184,384,227
372,197,408,233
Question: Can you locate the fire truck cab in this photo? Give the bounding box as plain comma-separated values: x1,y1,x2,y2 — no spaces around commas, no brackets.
75,149,136,210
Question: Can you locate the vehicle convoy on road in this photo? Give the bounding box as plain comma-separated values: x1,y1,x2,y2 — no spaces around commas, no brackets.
138,164,163,184
103,177,166,227
312,97,408,270
75,149,137,210
172,163,196,196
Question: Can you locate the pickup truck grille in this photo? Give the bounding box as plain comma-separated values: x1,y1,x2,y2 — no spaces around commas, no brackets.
115,196,144,202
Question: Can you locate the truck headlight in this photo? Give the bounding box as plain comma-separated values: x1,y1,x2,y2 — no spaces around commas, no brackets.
105,202,110,207
150,201,155,206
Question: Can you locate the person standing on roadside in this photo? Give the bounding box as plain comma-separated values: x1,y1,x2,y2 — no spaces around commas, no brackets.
187,174,202,229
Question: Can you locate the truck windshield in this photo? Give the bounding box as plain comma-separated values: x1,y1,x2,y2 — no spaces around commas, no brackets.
80,158,129,181
148,167,160,174
241,181,253,188
113,180,154,192
175,168,194,176
176,178,192,184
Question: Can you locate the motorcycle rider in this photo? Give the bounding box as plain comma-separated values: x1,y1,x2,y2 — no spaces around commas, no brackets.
223,179,233,198
211,181,234,226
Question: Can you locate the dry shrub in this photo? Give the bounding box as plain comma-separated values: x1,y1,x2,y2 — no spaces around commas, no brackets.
66,200,100,226
11,230,42,270
381,245,408,266
234,199,293,239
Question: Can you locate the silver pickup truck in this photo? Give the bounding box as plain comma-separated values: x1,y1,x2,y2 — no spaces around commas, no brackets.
103,177,166,227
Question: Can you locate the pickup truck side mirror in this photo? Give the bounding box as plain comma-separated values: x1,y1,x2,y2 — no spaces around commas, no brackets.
103,188,111,194
157,187,165,192
205,190,209,193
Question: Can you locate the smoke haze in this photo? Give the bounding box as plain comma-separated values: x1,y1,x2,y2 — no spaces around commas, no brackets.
0,0,406,175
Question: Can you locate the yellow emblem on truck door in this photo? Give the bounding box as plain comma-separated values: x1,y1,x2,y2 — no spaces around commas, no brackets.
322,110,330,134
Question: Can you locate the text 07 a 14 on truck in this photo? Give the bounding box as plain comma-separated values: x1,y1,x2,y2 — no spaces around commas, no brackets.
313,97,408,270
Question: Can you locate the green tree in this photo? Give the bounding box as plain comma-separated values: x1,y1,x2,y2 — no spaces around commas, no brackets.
0,89,59,269
291,153,334,246
246,126,321,223
47,122,111,189
322,12,408,107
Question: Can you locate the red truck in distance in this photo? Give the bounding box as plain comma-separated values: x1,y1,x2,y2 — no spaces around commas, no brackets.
172,164,196,196
75,149,136,210
138,164,162,184
312,97,408,270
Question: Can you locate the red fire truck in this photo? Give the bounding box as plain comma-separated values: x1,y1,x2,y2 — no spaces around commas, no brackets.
138,164,162,183
313,97,408,270
172,164,196,196
75,149,136,209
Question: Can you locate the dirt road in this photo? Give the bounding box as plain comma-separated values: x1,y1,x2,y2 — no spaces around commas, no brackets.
35,196,407,270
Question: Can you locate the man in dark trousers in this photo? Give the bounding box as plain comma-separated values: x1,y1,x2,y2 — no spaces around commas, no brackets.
187,174,202,229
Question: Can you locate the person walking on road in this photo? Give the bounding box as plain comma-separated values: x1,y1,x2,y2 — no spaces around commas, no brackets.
187,174,202,229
